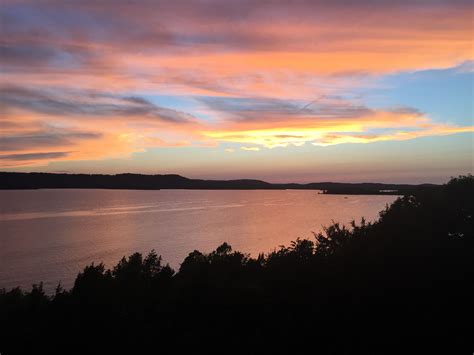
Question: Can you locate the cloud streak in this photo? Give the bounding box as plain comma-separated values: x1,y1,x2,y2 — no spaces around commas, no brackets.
0,151,70,161
0,86,195,123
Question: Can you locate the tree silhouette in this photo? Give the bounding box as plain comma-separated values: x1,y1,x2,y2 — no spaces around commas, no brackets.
0,175,472,354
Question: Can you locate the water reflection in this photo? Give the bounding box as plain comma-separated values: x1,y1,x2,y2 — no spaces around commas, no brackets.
0,189,397,291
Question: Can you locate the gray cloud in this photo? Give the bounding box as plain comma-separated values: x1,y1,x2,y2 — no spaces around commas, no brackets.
199,96,374,122
0,131,101,151
389,106,424,116
0,85,194,123
0,44,58,66
0,152,70,161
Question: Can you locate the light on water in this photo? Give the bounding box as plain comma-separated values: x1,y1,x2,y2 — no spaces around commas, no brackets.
0,189,397,291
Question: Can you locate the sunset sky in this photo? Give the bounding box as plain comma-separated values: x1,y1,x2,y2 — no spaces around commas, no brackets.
1,0,473,183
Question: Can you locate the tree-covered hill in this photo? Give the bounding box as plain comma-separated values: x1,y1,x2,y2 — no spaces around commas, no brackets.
0,171,433,194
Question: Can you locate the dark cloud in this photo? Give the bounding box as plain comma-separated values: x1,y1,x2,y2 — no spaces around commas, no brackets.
199,96,373,122
0,44,58,66
0,131,101,151
0,152,70,161
0,14,103,72
0,86,194,123
0,86,89,116
200,97,296,114
389,106,424,116
123,96,150,105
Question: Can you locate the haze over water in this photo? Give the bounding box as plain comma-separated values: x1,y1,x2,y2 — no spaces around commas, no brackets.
0,189,396,291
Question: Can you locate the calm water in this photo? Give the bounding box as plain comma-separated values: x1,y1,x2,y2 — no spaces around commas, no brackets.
0,189,397,291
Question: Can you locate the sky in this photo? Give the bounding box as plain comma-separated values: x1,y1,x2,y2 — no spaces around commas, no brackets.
0,0,473,183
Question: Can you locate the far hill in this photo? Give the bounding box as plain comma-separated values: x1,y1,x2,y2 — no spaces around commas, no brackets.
0,172,437,195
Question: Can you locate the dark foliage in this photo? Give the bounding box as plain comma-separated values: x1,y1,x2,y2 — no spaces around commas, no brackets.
0,176,472,354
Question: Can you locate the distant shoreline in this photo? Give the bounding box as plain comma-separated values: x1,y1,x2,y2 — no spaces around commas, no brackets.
0,172,436,195
0,187,403,195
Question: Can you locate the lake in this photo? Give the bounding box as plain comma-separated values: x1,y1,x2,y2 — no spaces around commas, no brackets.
0,189,397,291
